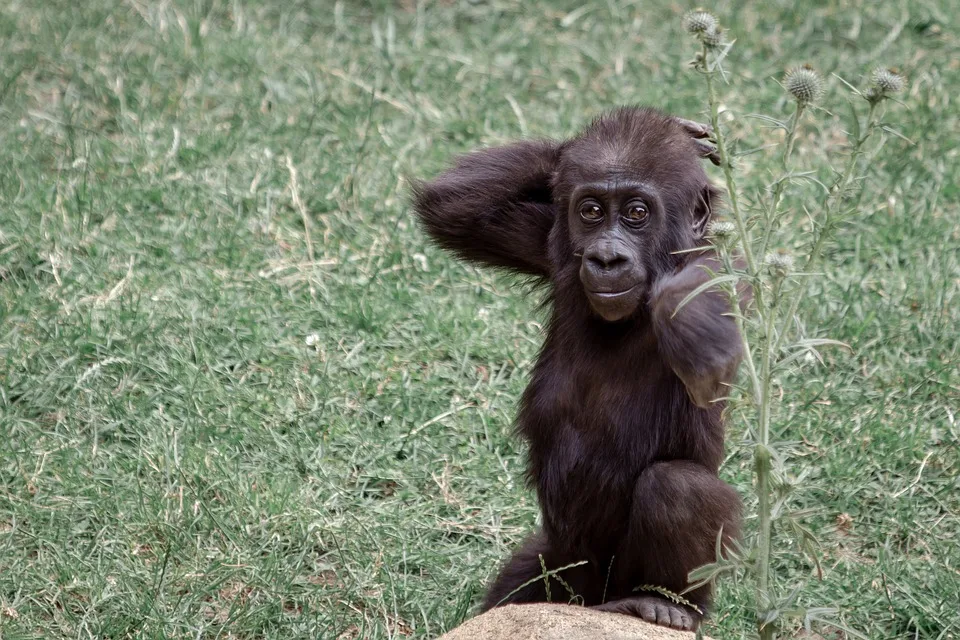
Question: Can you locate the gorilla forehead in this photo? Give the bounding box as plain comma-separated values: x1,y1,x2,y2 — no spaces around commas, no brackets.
554,107,708,198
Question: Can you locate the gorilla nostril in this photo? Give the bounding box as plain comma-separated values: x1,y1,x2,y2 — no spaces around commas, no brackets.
607,255,628,269
588,252,629,271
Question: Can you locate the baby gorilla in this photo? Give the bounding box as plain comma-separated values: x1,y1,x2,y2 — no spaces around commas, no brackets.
412,107,742,631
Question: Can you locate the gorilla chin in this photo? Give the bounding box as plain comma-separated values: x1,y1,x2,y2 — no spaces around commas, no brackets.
585,285,645,322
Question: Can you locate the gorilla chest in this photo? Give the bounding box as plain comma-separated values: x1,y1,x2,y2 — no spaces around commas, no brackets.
525,364,704,505
528,359,685,456
533,417,654,554
522,341,719,544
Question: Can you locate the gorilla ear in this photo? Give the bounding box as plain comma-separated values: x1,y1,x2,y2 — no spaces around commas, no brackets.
692,184,720,239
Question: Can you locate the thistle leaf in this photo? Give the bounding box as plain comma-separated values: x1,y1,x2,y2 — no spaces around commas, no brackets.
847,99,861,141
671,274,741,318
634,584,703,614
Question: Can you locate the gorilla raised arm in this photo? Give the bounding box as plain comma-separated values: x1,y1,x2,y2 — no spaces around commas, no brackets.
412,107,742,631
411,140,560,277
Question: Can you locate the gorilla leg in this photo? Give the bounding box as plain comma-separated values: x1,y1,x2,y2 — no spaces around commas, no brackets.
482,531,598,611
594,461,741,630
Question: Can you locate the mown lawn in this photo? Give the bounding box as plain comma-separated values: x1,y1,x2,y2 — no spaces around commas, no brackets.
0,1,957,638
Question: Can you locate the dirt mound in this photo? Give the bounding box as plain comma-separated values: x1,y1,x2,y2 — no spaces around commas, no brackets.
437,604,709,639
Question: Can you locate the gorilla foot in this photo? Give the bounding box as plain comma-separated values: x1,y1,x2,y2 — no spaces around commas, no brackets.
592,595,700,631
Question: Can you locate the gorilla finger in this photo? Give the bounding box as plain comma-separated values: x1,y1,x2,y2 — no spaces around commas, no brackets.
638,601,658,623
675,117,714,139
693,139,722,166
668,607,686,629
655,604,672,626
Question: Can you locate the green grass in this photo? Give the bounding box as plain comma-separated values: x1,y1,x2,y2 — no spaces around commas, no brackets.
0,1,957,638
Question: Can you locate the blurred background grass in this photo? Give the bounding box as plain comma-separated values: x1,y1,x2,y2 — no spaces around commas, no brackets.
0,1,957,638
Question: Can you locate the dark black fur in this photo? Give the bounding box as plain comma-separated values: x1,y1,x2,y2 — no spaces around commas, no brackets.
412,107,743,631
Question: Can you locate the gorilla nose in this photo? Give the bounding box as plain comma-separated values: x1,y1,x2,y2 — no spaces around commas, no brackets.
586,246,630,274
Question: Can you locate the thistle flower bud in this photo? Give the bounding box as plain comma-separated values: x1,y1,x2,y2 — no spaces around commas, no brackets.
783,65,824,105
866,67,905,103
682,10,718,35
689,51,707,70
764,250,794,278
699,26,724,48
707,219,736,239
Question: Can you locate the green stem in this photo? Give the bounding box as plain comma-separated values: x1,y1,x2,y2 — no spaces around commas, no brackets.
755,274,781,640
759,103,804,259
719,249,761,402
756,445,774,640
701,44,775,636
702,42,769,376
702,44,756,277
771,101,879,356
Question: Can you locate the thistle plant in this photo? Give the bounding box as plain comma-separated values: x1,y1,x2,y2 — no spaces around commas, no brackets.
679,10,906,639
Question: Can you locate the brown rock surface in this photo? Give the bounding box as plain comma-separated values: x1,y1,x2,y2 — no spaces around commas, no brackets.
436,604,712,639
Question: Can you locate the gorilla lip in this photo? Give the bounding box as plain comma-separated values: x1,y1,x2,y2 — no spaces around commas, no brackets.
588,285,638,299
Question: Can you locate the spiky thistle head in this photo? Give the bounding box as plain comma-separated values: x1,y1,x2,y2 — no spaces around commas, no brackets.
866,67,905,103
707,219,737,239
682,9,724,49
784,64,824,105
764,250,794,278
682,9,718,35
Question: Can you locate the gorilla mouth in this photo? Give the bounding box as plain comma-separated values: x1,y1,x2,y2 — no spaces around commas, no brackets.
585,285,644,322
588,285,638,299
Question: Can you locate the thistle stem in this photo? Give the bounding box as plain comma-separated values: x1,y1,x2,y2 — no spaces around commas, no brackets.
755,274,781,640
772,101,879,356
719,249,761,402
702,44,756,277
701,42,768,366
755,109,805,631
700,42,777,637
755,447,774,640
759,103,804,259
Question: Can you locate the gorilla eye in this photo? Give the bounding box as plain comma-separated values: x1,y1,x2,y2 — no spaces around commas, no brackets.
623,201,649,225
579,202,603,223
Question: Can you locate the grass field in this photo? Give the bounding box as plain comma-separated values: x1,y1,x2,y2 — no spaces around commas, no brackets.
1,1,958,638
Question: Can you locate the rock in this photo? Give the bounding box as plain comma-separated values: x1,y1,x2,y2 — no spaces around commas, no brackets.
436,604,711,640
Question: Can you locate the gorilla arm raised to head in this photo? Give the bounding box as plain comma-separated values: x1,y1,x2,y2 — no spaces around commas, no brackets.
412,107,742,632
412,115,718,280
